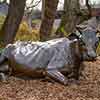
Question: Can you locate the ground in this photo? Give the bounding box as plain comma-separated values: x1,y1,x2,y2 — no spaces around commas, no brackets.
0,58,100,100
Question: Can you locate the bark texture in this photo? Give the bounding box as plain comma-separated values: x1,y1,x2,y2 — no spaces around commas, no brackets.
39,0,59,41
55,0,81,37
0,0,26,46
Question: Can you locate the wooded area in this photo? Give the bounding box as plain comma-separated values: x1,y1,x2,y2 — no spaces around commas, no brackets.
0,0,100,100
0,0,99,44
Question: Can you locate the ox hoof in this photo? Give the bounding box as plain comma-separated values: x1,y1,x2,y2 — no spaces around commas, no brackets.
0,72,7,82
68,79,80,85
63,79,69,86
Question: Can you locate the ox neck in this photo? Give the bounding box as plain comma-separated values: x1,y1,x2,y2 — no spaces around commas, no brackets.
68,33,84,61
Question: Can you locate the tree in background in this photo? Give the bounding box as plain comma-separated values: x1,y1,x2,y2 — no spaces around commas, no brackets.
39,0,59,41
25,0,41,32
0,0,26,46
55,0,81,37
0,0,7,3
41,0,45,19
86,0,92,18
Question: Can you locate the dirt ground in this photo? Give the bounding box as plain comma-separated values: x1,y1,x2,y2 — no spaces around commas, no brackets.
0,58,100,100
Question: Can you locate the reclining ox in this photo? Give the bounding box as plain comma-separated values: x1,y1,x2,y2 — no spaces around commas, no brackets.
0,17,100,85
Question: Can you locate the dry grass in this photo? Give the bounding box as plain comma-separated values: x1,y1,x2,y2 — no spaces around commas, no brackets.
15,21,40,41
0,16,40,42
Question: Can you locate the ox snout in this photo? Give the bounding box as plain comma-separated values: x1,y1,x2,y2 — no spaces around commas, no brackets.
87,51,97,60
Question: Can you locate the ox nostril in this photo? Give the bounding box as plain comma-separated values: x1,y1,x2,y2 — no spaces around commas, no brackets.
91,54,96,59
88,51,97,59
91,56,97,60
92,53,97,58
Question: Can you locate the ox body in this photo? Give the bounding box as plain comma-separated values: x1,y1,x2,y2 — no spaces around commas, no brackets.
0,17,100,85
0,38,81,85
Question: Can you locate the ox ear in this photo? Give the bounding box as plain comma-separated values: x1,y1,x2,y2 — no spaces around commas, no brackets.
70,39,78,48
70,39,78,44
97,35,100,41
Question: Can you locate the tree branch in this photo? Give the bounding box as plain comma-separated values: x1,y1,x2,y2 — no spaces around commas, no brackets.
26,0,41,10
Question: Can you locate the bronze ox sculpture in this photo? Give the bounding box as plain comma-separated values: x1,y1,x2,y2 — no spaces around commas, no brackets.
0,17,100,85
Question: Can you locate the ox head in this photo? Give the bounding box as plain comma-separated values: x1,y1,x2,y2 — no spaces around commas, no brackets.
75,28,100,61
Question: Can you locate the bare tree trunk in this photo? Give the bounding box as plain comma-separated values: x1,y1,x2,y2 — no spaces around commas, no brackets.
0,0,26,46
55,0,81,37
39,0,59,41
86,0,92,18
41,0,45,19
24,10,33,32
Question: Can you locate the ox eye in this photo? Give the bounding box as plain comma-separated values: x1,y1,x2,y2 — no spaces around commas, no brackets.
95,41,99,48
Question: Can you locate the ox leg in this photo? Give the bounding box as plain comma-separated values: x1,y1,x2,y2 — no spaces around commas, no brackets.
67,65,80,81
0,72,7,81
46,68,68,85
68,66,80,80
68,66,79,80
0,55,6,65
